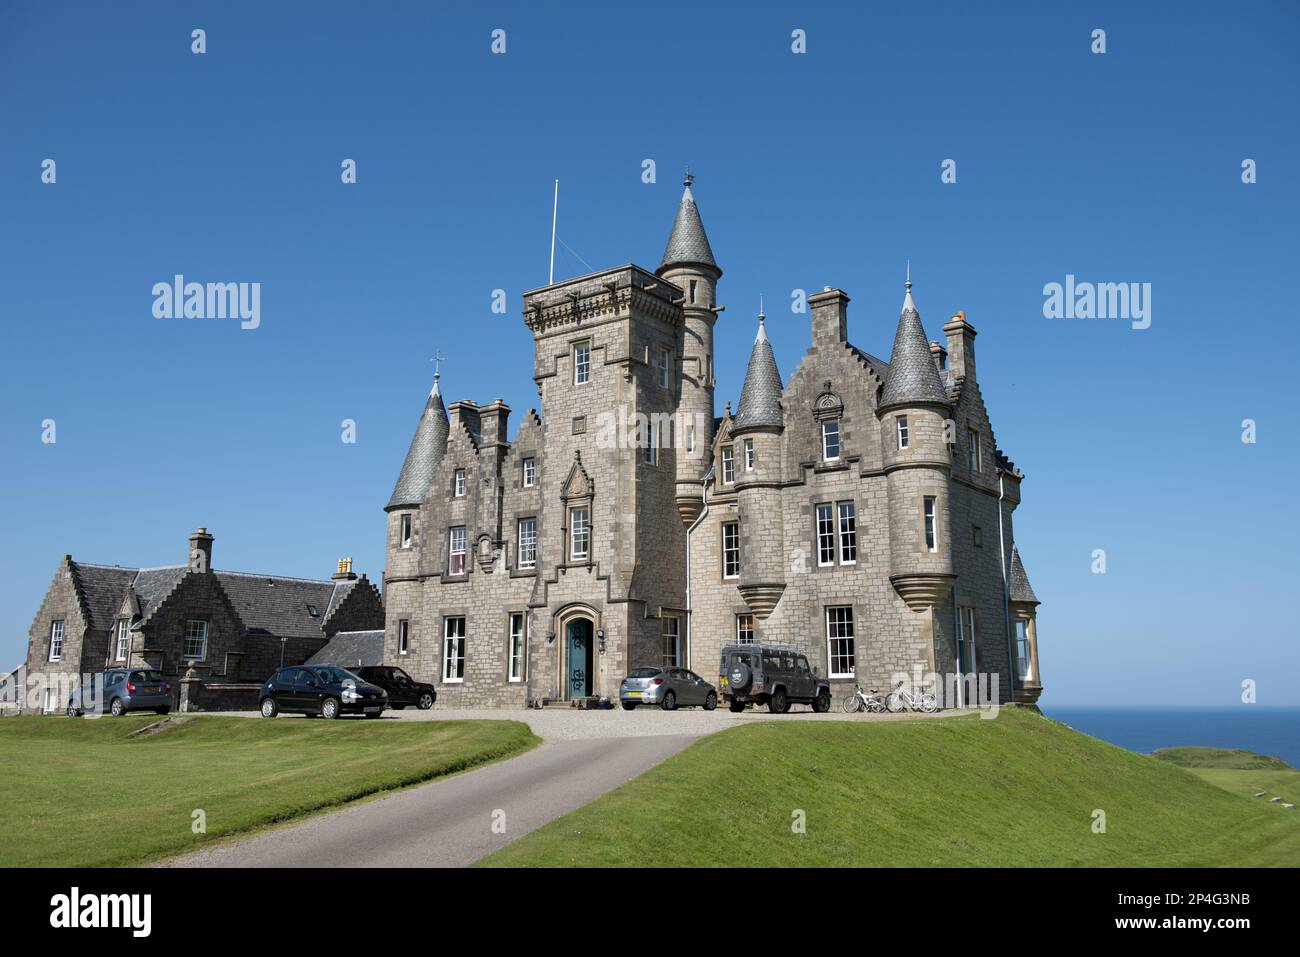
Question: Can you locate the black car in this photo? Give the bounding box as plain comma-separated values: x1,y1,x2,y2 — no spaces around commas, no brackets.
259,665,388,719
352,666,437,710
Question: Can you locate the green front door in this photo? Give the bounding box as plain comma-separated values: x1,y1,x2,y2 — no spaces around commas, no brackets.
567,619,592,698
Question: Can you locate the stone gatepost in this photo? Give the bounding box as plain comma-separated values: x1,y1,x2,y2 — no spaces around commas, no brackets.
179,667,203,713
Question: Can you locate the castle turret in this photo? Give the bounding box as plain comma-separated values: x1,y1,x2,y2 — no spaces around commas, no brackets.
657,172,721,523
878,277,954,622
732,308,786,619
385,371,449,585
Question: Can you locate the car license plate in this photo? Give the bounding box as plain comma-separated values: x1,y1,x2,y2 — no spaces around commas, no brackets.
720,677,728,686
142,686,159,694
364,706,382,713
627,691,643,697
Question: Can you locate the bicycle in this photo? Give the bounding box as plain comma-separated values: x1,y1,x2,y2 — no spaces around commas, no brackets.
884,680,939,714
840,684,888,714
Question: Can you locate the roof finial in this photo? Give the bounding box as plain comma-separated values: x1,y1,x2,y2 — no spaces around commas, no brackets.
905,260,912,292
758,294,765,322
683,167,694,189
430,351,445,393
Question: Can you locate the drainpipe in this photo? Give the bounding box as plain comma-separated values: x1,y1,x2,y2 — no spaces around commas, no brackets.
684,475,712,670
996,470,1016,704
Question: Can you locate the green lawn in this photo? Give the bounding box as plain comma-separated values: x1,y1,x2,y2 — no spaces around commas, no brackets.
0,714,537,867
1151,746,1300,810
480,709,1300,867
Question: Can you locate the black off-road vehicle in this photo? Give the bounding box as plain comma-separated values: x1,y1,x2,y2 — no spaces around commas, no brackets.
718,644,832,714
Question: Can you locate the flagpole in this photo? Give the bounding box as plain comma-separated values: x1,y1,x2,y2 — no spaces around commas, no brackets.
549,179,559,285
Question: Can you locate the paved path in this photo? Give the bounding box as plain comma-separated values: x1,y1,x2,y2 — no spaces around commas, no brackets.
161,734,697,868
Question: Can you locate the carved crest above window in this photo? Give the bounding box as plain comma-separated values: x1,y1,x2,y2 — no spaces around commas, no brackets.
813,387,843,421
560,450,594,503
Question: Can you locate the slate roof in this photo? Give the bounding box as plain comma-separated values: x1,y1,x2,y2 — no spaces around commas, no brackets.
129,566,188,621
306,630,385,669
69,564,138,631
214,570,337,639
387,378,450,510
733,318,784,430
879,287,951,410
659,183,719,275
1009,545,1039,604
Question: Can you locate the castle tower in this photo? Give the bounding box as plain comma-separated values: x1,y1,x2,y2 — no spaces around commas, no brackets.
656,172,721,523
878,278,955,654
383,370,449,659
732,307,786,619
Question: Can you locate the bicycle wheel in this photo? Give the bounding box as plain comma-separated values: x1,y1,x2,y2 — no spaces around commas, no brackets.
885,692,906,713
920,693,939,714
841,692,861,714
868,697,888,714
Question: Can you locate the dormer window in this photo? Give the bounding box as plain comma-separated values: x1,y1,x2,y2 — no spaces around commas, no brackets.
307,605,319,619
821,419,841,461
454,469,466,497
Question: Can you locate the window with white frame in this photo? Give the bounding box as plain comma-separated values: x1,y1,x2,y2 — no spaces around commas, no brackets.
838,501,858,564
685,423,695,455
821,419,841,461
400,513,413,548
1015,619,1032,680
569,507,590,561
517,517,538,569
114,618,130,661
816,503,836,566
522,457,535,487
967,428,980,472
454,469,466,497
662,616,680,667
48,620,64,661
44,688,57,714
443,617,465,682
508,612,526,682
689,279,698,304
957,606,976,674
826,606,856,678
736,613,754,644
183,620,208,660
743,438,755,471
923,497,938,552
398,619,410,656
897,415,909,450
657,348,671,388
722,445,735,484
573,341,591,385
448,526,467,575
722,522,740,578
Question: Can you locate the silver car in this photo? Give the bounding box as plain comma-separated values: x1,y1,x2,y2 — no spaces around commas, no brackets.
67,668,173,717
619,667,718,711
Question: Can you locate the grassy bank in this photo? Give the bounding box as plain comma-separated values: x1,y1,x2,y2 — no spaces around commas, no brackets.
0,715,537,866
480,709,1300,867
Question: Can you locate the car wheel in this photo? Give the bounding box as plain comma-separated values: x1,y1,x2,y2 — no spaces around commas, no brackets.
621,702,637,711
728,699,745,713
109,697,126,717
365,711,383,719
66,705,79,718
260,697,278,718
661,690,676,711
155,707,171,716
703,691,718,711
768,689,788,714
813,690,831,713
321,697,340,719
392,704,407,710
417,692,435,710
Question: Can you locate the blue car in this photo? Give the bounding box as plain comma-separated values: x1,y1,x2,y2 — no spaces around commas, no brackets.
68,668,173,717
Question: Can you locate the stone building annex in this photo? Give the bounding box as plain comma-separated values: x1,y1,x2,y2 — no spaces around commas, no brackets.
378,176,1043,709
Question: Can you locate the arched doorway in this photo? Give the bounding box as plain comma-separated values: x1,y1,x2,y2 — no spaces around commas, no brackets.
564,616,594,699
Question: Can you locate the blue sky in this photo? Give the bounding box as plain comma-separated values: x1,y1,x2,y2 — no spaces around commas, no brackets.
1,1,1297,705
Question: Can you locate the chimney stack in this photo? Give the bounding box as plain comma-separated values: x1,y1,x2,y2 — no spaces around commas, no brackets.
332,557,357,581
929,339,948,373
808,287,850,347
188,527,214,573
942,310,977,385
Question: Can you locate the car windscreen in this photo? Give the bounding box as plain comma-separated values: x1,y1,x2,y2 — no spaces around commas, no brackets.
129,671,164,683
627,668,661,678
313,667,360,684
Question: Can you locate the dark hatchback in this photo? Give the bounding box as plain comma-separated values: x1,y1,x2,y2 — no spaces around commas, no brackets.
259,665,388,719
352,666,437,710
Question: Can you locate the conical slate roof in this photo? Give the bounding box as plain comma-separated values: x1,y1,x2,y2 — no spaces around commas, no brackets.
1009,545,1040,604
879,284,950,409
659,180,719,275
386,377,449,511
733,316,784,430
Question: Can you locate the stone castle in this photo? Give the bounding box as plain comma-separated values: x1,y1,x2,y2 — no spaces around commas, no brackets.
380,176,1043,708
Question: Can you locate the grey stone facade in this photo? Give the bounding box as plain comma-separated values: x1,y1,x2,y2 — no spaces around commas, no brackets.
20,534,383,713
383,178,1044,708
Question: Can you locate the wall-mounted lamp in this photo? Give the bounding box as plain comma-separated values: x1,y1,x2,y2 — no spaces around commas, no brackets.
597,628,606,654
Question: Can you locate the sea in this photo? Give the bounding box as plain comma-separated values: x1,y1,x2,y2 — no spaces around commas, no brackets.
1042,706,1300,767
